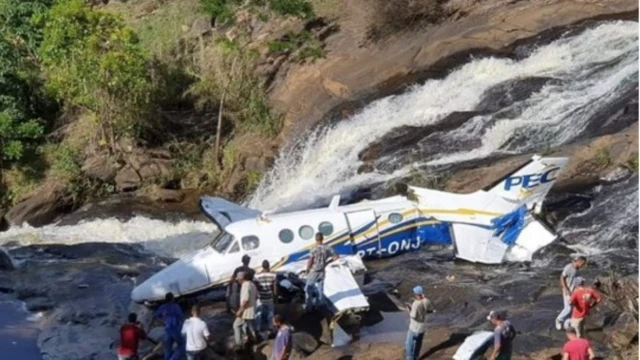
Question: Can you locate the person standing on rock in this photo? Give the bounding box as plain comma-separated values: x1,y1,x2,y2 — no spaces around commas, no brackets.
154,292,185,360
118,313,147,360
405,285,435,360
227,255,256,313
255,259,278,336
304,232,338,311
556,256,587,330
271,314,292,360
234,271,259,348
487,310,516,360
562,326,595,360
181,304,210,360
569,277,602,338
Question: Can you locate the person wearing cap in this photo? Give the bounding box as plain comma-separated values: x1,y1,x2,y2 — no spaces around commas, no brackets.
227,255,256,313
487,310,516,360
556,256,587,330
562,326,595,360
405,285,434,360
568,277,601,338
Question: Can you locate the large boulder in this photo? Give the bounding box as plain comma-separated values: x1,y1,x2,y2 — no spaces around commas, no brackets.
81,154,121,182
5,182,72,227
115,165,142,192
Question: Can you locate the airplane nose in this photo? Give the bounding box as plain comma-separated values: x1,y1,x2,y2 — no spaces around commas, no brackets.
130,247,220,303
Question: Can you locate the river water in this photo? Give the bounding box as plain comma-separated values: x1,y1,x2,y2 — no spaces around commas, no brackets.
0,300,42,360
0,20,637,360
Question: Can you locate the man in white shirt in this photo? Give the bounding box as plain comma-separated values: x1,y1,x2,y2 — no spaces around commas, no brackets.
234,271,258,347
181,304,210,360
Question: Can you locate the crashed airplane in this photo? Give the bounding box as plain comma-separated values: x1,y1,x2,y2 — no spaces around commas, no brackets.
132,155,568,304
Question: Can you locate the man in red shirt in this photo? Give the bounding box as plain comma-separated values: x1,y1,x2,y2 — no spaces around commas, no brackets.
562,326,595,360
118,313,147,360
569,277,602,338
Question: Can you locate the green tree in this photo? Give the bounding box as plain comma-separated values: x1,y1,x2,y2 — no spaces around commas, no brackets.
38,0,152,151
0,0,54,169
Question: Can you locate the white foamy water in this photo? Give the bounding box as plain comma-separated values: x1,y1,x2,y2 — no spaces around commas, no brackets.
559,175,639,257
249,21,638,211
0,216,216,258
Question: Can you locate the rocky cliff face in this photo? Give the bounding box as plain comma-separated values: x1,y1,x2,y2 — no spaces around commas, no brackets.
270,0,638,141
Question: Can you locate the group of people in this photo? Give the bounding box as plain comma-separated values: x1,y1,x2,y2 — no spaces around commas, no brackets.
403,255,602,360
117,234,604,360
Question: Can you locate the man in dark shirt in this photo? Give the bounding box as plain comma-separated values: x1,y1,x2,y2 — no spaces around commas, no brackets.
227,255,256,312
487,310,516,360
154,292,185,360
118,313,147,360
304,233,338,311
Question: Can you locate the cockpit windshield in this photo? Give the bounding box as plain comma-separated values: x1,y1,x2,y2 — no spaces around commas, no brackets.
211,231,234,254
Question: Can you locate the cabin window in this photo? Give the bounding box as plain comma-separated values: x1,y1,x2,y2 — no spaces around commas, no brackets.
211,231,235,253
299,225,314,240
241,235,260,251
228,241,240,254
389,213,403,224
318,222,334,236
279,229,294,244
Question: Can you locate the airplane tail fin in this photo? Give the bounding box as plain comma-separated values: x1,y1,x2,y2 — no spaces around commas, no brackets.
485,155,569,213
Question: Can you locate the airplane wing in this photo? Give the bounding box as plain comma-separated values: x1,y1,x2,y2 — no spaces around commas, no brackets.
278,255,369,313
199,196,262,229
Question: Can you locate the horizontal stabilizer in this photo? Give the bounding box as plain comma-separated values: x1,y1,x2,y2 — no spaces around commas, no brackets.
199,196,261,229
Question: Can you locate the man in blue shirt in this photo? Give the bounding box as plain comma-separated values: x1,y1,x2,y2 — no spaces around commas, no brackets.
271,315,292,360
154,292,185,360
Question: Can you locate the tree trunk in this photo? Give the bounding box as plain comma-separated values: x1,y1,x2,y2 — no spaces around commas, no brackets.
214,54,239,169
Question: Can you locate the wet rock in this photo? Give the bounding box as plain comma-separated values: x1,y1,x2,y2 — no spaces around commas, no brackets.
25,296,55,312
292,331,320,355
609,311,638,353
358,111,479,162
145,188,185,203
5,182,72,227
115,165,142,191
600,166,632,184
82,154,121,182
357,163,375,174
0,248,13,271
475,77,557,113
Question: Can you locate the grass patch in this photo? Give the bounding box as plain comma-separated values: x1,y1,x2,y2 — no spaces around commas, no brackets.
167,140,221,189
109,0,202,60
309,0,343,20
409,167,448,190
244,169,262,191
267,30,325,63
1,167,41,206
623,152,638,173
592,147,612,169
